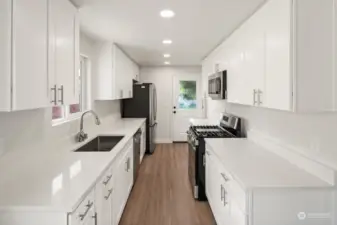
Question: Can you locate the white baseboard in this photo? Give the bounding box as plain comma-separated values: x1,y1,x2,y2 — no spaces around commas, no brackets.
155,139,173,144
248,130,335,186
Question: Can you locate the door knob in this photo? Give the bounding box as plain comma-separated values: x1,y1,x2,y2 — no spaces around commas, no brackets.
173,111,176,114
173,106,176,109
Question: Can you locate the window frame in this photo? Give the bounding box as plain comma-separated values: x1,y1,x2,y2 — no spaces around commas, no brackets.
52,55,91,126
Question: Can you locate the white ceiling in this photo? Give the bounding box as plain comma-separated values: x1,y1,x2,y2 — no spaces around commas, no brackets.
72,0,266,66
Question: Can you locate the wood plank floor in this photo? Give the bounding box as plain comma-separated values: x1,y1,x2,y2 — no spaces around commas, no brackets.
119,143,215,225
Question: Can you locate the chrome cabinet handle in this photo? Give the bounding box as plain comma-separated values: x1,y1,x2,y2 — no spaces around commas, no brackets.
127,157,130,172
79,201,93,221
129,90,132,97
220,184,224,201
221,173,230,182
257,89,263,105
203,154,206,166
125,158,129,172
103,175,112,186
50,85,57,105
58,85,64,105
104,188,113,200
120,90,123,98
253,89,258,105
223,188,228,206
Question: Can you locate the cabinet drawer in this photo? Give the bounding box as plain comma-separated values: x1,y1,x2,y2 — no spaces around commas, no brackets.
71,188,95,223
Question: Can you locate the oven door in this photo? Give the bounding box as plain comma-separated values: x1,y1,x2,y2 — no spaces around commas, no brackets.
188,141,197,198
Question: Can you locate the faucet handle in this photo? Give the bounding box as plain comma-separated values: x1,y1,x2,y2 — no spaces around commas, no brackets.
83,133,88,140
76,131,88,142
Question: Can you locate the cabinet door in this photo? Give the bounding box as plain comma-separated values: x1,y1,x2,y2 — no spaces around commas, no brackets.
81,207,96,225
12,0,49,110
96,169,113,225
0,0,11,111
205,150,221,221
112,150,129,225
114,45,126,99
125,143,134,192
263,0,292,110
244,10,266,107
125,57,134,99
227,30,246,104
206,150,232,225
50,0,79,106
96,43,115,100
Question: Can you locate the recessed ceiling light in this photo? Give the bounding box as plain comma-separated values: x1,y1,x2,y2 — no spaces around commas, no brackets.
160,10,175,18
164,61,171,65
163,54,171,58
163,39,172,45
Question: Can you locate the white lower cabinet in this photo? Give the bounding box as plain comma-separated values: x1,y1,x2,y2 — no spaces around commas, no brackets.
205,150,232,225
205,147,334,225
112,141,133,225
69,188,96,225
96,165,113,225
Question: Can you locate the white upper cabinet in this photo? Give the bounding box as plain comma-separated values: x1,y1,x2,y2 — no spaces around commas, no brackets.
0,0,49,111
96,43,138,100
0,0,79,111
204,0,337,112
263,0,292,111
49,0,79,106
0,0,12,111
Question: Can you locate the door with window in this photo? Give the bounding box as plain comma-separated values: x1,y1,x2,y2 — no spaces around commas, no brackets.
172,74,203,142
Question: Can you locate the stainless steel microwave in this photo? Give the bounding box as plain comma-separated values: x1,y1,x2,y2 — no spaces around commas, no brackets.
208,71,227,100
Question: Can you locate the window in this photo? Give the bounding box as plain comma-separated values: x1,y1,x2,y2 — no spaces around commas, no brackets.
178,80,197,109
52,56,90,124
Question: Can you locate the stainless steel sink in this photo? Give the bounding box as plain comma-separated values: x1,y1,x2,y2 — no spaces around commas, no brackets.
74,136,124,152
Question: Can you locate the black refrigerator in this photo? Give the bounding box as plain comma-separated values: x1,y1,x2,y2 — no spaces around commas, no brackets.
121,83,157,154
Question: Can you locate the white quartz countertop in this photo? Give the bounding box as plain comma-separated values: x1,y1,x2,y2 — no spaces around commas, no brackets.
205,138,332,189
0,118,146,213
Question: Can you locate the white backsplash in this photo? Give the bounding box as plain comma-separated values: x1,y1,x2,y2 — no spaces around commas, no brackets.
206,98,337,171
0,100,121,157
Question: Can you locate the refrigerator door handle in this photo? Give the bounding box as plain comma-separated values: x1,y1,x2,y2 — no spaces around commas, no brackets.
153,87,157,121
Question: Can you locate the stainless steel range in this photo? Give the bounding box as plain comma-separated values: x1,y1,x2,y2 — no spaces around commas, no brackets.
187,113,242,201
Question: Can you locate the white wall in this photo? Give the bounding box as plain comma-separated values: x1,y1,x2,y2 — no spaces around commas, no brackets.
140,66,202,143
0,32,121,157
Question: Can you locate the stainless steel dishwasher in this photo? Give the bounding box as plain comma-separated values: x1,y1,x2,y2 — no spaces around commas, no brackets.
133,129,142,183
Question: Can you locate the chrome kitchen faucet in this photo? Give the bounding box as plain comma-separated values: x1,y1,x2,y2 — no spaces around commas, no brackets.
76,110,101,142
